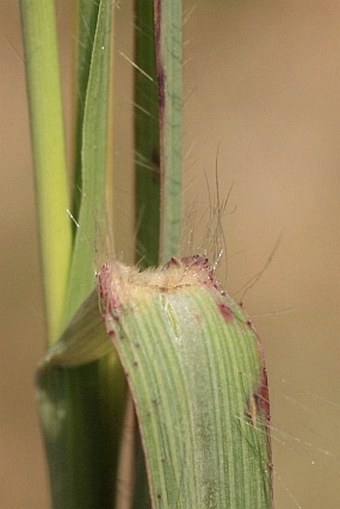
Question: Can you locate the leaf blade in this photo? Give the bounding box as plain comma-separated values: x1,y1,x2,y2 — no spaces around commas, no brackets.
72,0,101,222
64,0,114,327
99,258,272,508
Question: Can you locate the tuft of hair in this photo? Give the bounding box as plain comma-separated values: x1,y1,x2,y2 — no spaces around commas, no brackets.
181,159,235,285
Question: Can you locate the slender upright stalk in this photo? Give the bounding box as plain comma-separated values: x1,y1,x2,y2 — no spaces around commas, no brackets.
134,0,161,267
20,0,72,344
155,0,183,262
134,0,183,263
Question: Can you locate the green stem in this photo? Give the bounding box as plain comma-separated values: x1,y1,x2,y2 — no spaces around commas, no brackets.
20,0,72,344
134,0,161,267
155,0,183,263
37,354,127,509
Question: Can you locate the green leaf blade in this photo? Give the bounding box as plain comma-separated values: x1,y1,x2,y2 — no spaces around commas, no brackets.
64,0,114,327
72,0,101,221
99,257,272,508
42,289,112,368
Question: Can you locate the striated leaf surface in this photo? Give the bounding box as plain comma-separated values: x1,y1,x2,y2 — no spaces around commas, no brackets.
98,256,272,509
64,0,114,327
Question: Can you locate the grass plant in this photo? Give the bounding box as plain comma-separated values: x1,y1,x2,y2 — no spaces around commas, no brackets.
20,1,273,507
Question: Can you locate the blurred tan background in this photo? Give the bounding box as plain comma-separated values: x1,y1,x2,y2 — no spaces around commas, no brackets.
1,1,340,508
